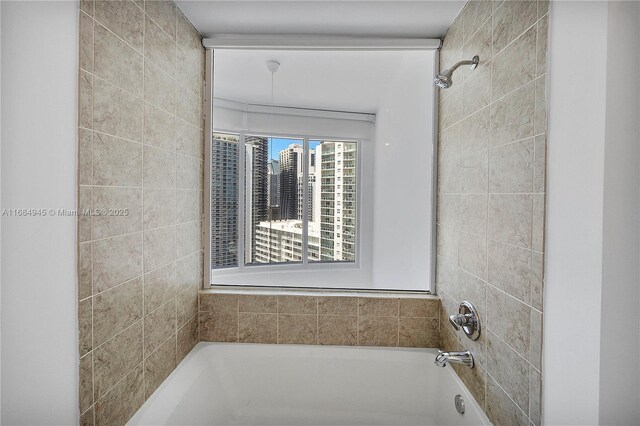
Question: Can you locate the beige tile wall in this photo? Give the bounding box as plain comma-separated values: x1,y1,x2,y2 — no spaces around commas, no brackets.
199,293,441,348
77,1,204,424
436,1,547,425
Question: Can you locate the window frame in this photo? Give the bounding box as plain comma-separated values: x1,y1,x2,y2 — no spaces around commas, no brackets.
203,40,439,292
209,127,364,282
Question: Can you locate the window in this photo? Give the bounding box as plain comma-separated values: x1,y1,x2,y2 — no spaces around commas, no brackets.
208,47,435,292
211,133,358,270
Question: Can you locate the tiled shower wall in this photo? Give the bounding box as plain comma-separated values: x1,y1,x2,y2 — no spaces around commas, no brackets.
77,1,204,424
199,293,441,348
436,1,547,425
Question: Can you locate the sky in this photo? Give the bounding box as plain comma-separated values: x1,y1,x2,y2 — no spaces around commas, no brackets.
268,138,321,161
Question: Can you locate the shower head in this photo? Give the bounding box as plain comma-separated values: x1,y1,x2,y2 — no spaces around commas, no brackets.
434,73,453,89
434,55,480,89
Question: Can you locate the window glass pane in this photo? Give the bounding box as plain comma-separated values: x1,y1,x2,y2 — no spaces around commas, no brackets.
245,137,304,265
211,132,239,269
311,140,357,262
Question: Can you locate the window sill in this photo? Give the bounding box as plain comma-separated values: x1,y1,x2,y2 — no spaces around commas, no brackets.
203,285,436,299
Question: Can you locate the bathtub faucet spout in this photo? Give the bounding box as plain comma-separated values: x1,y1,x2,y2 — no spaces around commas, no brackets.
434,350,474,368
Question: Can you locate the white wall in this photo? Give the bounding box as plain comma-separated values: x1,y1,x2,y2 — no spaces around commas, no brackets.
545,1,640,424
598,1,640,423
1,0,3,416
372,51,434,291
1,2,78,424
544,3,607,422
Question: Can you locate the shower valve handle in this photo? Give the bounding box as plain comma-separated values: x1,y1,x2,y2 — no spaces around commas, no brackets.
448,301,481,341
448,313,473,330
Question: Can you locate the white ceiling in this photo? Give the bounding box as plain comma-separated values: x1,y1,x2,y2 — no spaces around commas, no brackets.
175,1,464,39
213,49,432,113
180,1,459,113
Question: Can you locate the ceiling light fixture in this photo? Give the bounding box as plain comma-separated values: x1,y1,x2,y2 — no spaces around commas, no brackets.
267,59,280,74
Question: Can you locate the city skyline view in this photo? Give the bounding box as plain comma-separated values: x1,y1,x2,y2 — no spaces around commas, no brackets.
211,132,357,269
265,138,321,161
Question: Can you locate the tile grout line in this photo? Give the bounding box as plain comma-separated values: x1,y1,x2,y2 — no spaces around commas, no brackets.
441,10,546,107
78,111,203,147
81,183,203,192
143,330,177,365
85,69,204,131
141,7,147,400
83,221,201,246
83,125,206,162
396,299,399,346
485,367,532,424
173,15,180,361
87,245,202,301
440,283,540,374
91,5,203,99
457,262,543,314
236,295,240,343
89,6,96,422
437,204,545,254
439,72,546,134
96,359,145,411
451,5,543,73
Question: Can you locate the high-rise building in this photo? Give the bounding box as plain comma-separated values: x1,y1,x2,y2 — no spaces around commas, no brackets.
267,159,280,220
317,141,357,261
213,135,357,267
254,141,356,264
245,136,269,263
211,133,240,268
295,148,316,222
279,144,303,220
254,220,321,263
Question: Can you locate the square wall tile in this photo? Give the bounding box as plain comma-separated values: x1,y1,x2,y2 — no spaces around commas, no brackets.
94,23,143,97
199,310,237,342
93,277,143,346
357,316,398,347
145,0,177,40
94,0,144,52
318,316,357,346
144,299,176,355
177,316,198,362
93,321,143,400
144,335,177,398
93,133,143,187
93,232,143,293
239,313,277,344
239,295,277,314
144,261,177,314
278,314,317,344
95,364,144,426
144,15,176,76
399,317,439,347
278,296,317,315
143,226,176,272
93,78,143,142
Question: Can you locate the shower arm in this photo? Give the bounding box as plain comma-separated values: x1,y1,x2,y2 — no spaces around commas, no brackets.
445,55,480,75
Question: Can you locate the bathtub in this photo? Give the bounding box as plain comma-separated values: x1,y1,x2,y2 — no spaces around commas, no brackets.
129,342,490,425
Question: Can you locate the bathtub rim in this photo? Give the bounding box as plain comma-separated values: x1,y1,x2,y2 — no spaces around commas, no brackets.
131,341,490,426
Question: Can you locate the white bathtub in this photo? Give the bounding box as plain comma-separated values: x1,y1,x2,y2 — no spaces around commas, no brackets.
129,343,490,425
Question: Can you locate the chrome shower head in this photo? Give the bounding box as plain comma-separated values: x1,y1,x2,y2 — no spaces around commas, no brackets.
434,73,453,89
434,55,479,89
